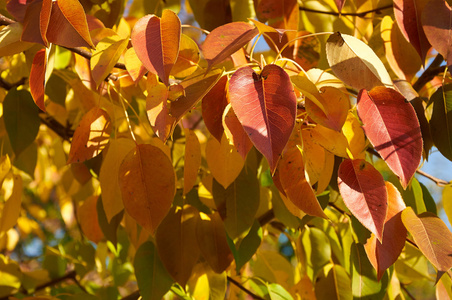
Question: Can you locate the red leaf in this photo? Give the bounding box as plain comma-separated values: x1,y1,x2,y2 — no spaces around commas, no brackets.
223,104,253,160
201,22,258,70
334,0,346,13
422,0,452,67
393,0,431,62
29,49,46,112
21,0,46,45
338,158,388,242
364,181,407,280
202,75,229,142
39,0,51,47
131,10,181,86
229,65,297,171
357,87,422,189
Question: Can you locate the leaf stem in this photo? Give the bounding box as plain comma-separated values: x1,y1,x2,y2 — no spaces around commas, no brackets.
400,283,417,300
298,4,393,18
227,276,265,300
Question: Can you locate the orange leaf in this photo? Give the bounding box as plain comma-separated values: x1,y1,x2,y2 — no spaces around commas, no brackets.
170,34,200,78
78,196,103,244
183,129,201,195
223,104,253,160
119,144,176,234
364,181,407,280
146,74,174,141
67,107,112,164
202,75,229,142
131,10,181,86
29,49,47,112
338,159,388,242
39,0,52,47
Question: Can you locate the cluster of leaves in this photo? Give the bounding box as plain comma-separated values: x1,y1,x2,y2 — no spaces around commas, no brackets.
1,0,452,299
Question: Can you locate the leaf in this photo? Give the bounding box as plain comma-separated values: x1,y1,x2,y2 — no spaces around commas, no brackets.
99,138,136,222
146,74,174,141
78,196,103,244
315,264,352,300
300,128,326,185
334,0,346,13
187,0,232,31
222,104,253,160
201,22,258,70
206,134,244,189
124,47,147,82
3,89,40,157
67,107,112,164
229,65,297,171
401,207,452,280
301,227,332,281
134,241,174,300
212,164,260,239
0,256,22,297
196,212,233,273
357,87,423,188
364,181,407,280
119,144,176,233
155,205,200,286
202,75,229,142
90,35,128,87
341,112,366,159
267,283,294,300
326,32,393,91
393,0,430,62
254,250,294,290
430,84,452,161
183,129,201,195
171,34,200,78
96,196,123,246
443,186,452,227
338,158,388,242
234,220,262,271
131,10,181,85
29,49,46,112
278,146,327,219
0,174,23,234
0,156,11,186
0,23,32,57
308,125,349,158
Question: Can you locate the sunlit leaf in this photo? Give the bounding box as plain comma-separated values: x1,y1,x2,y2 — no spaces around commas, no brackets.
401,207,452,280
0,174,23,234
0,23,32,57
430,84,452,161
308,125,349,158
29,49,47,112
67,107,112,164
301,128,326,185
357,87,422,188
315,264,352,300
229,65,297,171
146,74,174,141
202,75,229,142
326,32,393,90
119,144,176,233
155,205,200,286
301,227,331,281
338,159,388,242
222,104,253,160
184,129,201,195
171,34,200,78
254,250,294,290
341,112,366,159
124,47,147,82
131,10,181,85
0,256,22,297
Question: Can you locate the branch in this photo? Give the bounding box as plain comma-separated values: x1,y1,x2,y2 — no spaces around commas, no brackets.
227,276,265,300
0,77,27,90
412,54,447,92
299,4,393,18
121,290,141,300
0,14,14,26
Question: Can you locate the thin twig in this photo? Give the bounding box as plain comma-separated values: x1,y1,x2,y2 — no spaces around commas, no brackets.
299,4,393,17
121,290,141,300
227,276,265,300
258,209,274,226
0,14,14,26
400,283,417,300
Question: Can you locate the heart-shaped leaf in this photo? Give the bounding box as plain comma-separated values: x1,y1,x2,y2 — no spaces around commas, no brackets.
326,32,393,91
119,144,176,233
201,22,258,70
364,181,407,280
357,87,422,188
338,158,388,242
131,10,181,86
422,0,452,67
229,65,297,171
402,207,452,280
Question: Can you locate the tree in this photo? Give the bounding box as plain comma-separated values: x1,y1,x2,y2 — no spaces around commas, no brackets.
0,0,452,298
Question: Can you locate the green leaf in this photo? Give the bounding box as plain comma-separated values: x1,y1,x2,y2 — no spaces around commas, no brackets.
401,177,426,214
254,250,295,290
134,241,173,300
13,141,37,178
430,84,452,161
3,88,40,156
395,242,430,282
315,264,352,300
443,185,452,226
301,227,331,281
43,247,67,279
419,182,437,215
234,219,262,271
268,283,294,300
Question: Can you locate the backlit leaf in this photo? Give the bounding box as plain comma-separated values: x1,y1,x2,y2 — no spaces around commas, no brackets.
184,129,201,195
364,181,407,280
0,174,23,234
421,0,452,66
223,104,253,160
357,87,422,188
338,159,388,242
279,146,327,219
401,207,452,279
393,0,430,62
254,250,294,290
229,65,297,171
99,138,135,222
171,34,200,78
0,23,32,57
119,144,176,233
315,264,352,300
326,32,393,91
67,107,112,164
196,212,233,273
202,75,229,142
3,89,40,157
443,186,452,227
124,47,147,82
301,227,331,280
308,125,349,158
29,49,47,112
234,220,262,271
341,112,366,159
201,22,258,70
430,84,452,161
146,74,174,141
134,241,174,300
78,196,103,244
155,205,200,286
131,10,181,85
0,256,22,297
301,128,326,185
206,134,244,189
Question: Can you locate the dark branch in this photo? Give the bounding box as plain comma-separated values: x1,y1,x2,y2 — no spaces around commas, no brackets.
121,290,141,300
299,4,393,18
412,54,447,92
227,276,265,300
0,14,14,26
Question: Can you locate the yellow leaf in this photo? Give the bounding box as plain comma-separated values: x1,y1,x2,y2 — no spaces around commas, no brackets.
78,196,103,244
119,144,176,233
171,34,200,78
206,134,244,189
0,255,22,297
100,138,136,222
0,23,32,57
301,129,325,185
342,112,367,159
308,125,349,158
184,129,201,195
0,174,23,234
0,155,11,185
124,47,146,82
316,150,334,194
